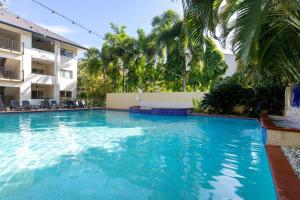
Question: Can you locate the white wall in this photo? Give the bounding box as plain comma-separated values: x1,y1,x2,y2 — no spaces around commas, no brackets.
224,53,237,77
106,92,204,110
58,43,78,98
0,23,81,103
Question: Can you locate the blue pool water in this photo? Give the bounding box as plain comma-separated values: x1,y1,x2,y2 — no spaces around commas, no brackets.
0,110,276,200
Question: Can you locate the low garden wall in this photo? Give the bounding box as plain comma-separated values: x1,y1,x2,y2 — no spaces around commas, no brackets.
106,92,204,110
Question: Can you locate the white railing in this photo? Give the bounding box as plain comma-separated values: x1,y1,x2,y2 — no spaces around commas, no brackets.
0,36,20,52
29,73,55,85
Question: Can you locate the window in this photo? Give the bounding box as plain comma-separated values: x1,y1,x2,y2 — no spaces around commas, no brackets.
32,68,44,74
60,91,72,98
60,91,64,98
31,90,44,99
66,91,72,98
60,69,73,79
61,48,73,58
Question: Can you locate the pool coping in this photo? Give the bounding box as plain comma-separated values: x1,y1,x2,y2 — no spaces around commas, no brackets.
260,115,300,133
106,108,258,120
265,145,300,200
0,107,105,114
190,113,257,120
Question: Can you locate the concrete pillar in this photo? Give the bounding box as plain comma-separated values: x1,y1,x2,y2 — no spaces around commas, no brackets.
285,85,293,116
54,41,61,103
20,32,33,102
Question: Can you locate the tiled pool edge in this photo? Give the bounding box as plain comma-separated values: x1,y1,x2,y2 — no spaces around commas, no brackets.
260,115,300,147
0,107,105,115
265,145,300,200
106,108,258,120
260,115,300,133
190,113,257,120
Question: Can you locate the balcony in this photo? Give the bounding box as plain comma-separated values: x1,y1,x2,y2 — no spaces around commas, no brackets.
31,58,55,85
0,58,22,81
32,33,55,53
0,67,18,79
29,73,55,85
0,36,20,52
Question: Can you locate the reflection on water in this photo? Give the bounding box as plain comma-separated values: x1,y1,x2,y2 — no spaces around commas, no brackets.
0,111,276,200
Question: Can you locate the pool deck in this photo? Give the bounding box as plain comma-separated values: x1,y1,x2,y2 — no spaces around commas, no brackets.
260,115,300,133
265,145,300,200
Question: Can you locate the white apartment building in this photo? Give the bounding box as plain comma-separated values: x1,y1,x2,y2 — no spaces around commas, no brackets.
0,9,87,106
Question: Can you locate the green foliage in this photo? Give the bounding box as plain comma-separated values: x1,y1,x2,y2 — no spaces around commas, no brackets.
183,0,298,116
78,10,228,98
197,78,285,116
182,0,300,88
201,79,254,115
252,86,285,116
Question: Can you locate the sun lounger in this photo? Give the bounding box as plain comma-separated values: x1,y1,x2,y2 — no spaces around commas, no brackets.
0,98,7,111
21,100,32,110
50,100,64,109
41,100,52,110
11,100,23,111
77,100,87,108
67,100,77,109
59,101,69,109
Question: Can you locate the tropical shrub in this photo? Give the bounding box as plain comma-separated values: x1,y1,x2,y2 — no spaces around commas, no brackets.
196,79,285,117
201,80,254,115
252,86,285,116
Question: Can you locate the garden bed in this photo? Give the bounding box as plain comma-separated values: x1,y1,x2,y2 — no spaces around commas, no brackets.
282,146,300,179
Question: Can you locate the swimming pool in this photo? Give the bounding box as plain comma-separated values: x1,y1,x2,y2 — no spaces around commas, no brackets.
0,110,276,200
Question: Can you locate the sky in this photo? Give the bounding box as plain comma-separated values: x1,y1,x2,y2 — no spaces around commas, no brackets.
7,0,183,49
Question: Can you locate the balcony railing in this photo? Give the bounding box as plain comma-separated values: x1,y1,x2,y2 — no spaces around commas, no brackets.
0,36,20,52
0,68,19,80
29,73,55,85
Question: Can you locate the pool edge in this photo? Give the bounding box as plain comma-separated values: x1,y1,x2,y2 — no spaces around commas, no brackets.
265,145,300,200
260,115,300,133
0,107,105,114
106,109,258,120
190,113,257,120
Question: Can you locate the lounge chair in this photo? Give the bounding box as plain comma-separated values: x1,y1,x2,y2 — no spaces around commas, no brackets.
41,100,51,110
50,100,63,109
0,98,7,111
67,100,77,109
22,100,39,110
11,100,23,111
21,100,32,110
77,100,87,108
59,101,69,109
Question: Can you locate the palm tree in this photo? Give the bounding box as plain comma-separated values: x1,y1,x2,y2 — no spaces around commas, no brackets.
151,10,191,91
80,48,102,74
182,0,300,87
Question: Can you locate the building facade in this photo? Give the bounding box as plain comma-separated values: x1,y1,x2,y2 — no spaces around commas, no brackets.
0,9,86,106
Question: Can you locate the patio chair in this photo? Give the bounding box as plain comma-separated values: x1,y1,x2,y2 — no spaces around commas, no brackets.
0,98,7,111
41,100,51,110
77,100,87,108
59,101,69,109
11,100,23,111
50,100,63,109
67,100,77,109
21,100,32,110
